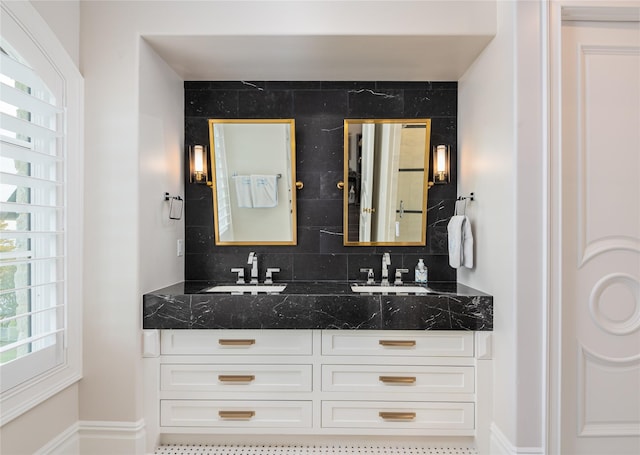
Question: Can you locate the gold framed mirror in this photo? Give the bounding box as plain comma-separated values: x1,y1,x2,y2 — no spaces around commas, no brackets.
343,118,431,246
208,119,297,245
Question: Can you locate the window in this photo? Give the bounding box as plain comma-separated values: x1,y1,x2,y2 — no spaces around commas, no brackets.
0,1,82,424
0,38,65,392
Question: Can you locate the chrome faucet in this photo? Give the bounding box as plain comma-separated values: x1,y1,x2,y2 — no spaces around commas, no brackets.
360,267,375,284
265,267,280,285
247,252,259,284
381,253,391,286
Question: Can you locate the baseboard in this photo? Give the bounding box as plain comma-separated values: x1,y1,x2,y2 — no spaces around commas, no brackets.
35,419,147,454
490,423,544,455
34,422,80,455
78,419,146,454
34,419,147,454
78,418,145,439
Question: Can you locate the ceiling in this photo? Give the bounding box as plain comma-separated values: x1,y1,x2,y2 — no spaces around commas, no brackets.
144,34,494,81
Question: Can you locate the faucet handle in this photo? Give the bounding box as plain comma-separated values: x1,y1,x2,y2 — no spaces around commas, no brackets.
360,268,375,284
394,268,409,285
231,267,245,284
265,268,280,285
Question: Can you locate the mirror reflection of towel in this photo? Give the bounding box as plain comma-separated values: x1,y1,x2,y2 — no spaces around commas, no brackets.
250,175,278,208
233,175,253,208
447,215,474,268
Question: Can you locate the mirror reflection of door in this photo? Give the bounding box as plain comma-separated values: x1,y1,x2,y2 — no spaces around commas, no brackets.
395,125,429,242
344,119,431,246
372,123,402,242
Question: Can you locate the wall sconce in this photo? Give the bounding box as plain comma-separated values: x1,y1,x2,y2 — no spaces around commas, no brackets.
432,144,450,185
189,145,211,185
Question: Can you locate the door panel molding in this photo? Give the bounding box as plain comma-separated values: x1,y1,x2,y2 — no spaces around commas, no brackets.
588,273,640,335
577,345,640,437
576,43,640,267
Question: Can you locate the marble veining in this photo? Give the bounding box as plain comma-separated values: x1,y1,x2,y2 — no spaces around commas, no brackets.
184,81,459,284
143,282,492,331
240,80,265,91
348,89,399,99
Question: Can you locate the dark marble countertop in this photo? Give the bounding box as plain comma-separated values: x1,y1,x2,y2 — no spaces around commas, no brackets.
143,281,493,331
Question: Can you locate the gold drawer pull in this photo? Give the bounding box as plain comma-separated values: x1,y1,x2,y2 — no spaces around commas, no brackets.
379,340,416,347
379,376,416,384
379,411,416,421
218,339,256,346
218,410,255,420
218,375,255,383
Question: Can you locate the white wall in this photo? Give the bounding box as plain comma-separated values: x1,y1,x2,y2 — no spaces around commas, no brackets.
80,2,142,431
458,0,545,452
138,39,185,294
31,0,79,67
0,385,79,454
458,0,518,443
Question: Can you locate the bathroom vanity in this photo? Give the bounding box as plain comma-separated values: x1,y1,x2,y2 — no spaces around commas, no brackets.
142,283,493,438
156,84,491,443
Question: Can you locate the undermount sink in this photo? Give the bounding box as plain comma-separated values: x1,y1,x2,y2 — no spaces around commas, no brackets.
351,284,431,294
203,284,287,294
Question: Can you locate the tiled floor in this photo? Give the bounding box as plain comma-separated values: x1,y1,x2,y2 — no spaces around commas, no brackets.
155,445,478,455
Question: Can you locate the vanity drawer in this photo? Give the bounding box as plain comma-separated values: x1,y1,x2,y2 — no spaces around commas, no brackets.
161,364,312,392
321,401,474,430
321,330,474,357
321,364,474,394
161,400,312,428
161,330,312,356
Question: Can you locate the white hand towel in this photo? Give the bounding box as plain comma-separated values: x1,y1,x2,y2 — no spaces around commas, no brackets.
250,174,278,208
233,175,253,208
462,216,474,268
447,215,474,269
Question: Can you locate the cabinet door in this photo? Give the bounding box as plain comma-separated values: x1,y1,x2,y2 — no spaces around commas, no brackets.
161,364,312,392
161,329,312,355
321,401,474,430
322,364,474,394
322,330,473,357
161,400,312,428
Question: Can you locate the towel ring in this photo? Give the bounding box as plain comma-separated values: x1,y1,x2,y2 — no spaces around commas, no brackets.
454,192,474,216
454,199,467,216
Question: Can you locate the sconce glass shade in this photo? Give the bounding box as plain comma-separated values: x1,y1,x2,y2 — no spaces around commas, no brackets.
189,145,209,184
432,144,450,184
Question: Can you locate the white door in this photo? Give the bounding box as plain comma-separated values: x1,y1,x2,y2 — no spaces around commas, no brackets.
557,17,640,455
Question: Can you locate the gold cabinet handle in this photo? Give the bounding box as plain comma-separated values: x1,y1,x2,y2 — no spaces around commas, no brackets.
296,181,304,190
337,181,344,190
379,411,416,421
218,375,255,383
378,340,416,347
379,376,416,384
218,410,255,420
218,339,256,346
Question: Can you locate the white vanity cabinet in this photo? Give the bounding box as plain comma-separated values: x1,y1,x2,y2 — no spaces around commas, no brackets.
156,330,314,431
146,329,487,437
320,330,476,434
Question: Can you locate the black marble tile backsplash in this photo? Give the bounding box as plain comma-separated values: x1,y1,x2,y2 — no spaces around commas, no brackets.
184,81,458,283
